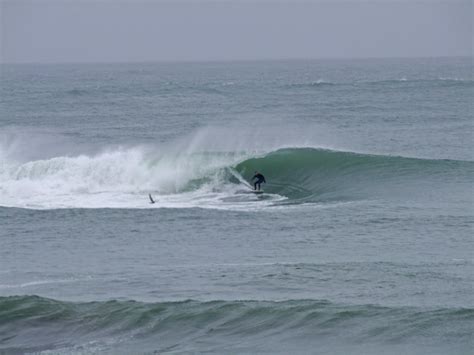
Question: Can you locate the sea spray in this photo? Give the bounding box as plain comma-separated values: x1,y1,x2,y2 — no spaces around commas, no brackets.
0,144,472,209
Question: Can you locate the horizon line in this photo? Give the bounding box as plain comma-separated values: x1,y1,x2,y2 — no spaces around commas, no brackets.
0,55,471,66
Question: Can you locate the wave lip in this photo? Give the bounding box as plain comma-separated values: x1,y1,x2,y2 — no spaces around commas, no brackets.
1,146,472,210
235,147,474,203
1,295,473,354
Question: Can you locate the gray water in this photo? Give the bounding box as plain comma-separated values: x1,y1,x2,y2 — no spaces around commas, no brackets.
0,58,473,354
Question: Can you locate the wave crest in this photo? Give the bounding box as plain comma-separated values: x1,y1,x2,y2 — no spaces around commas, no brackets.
0,146,471,209
1,295,472,354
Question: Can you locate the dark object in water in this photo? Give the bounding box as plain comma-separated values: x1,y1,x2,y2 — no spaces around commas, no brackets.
148,194,155,204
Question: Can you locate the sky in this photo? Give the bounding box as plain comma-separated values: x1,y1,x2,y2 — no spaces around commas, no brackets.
1,0,472,63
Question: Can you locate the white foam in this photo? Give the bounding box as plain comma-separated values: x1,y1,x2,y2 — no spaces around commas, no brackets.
0,142,286,210
0,124,349,210
0,277,91,289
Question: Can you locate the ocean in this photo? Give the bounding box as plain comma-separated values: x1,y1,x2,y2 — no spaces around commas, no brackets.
0,57,473,354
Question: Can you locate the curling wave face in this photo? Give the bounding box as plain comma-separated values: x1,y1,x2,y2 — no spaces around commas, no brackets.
235,148,473,203
0,144,472,210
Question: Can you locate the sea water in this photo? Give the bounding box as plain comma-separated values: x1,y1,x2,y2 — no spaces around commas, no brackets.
0,58,473,354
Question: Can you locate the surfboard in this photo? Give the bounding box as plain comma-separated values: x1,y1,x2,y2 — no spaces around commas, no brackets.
237,189,264,195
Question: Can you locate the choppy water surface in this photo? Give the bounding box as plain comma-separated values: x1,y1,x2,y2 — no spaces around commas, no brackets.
1,58,473,354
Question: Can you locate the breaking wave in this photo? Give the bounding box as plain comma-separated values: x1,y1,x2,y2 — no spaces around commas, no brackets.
234,148,472,203
0,143,472,210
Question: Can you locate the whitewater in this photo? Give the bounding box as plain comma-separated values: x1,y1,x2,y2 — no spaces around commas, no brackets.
1,140,471,210
1,58,473,354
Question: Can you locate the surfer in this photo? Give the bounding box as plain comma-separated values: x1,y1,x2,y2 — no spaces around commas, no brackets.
252,171,266,191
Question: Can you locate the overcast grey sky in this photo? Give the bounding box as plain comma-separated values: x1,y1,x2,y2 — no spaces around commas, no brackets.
1,0,472,63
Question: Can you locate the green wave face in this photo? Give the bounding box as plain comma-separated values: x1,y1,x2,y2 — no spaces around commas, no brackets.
234,148,473,203
1,295,472,354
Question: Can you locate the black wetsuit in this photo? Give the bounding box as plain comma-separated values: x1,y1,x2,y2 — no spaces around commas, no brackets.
252,173,266,191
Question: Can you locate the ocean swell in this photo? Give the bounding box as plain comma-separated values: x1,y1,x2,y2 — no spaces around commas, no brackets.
1,295,472,354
